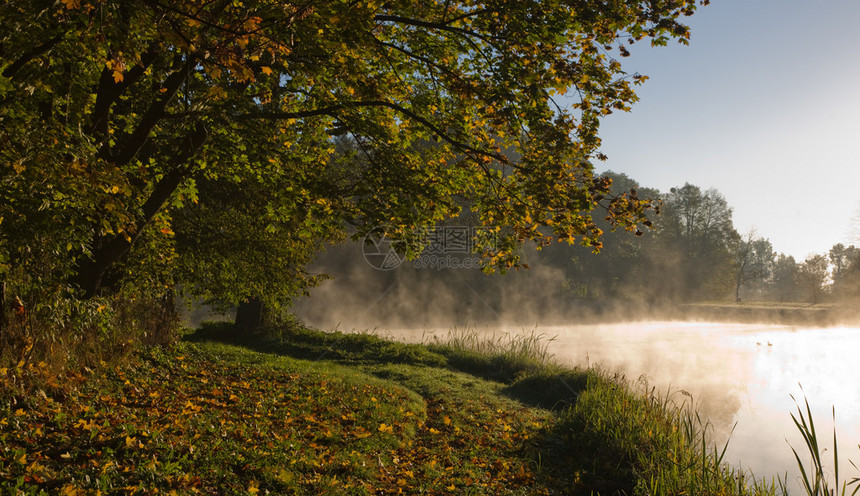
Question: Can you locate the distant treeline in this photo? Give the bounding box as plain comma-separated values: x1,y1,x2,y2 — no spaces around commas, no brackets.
298,172,860,328
551,172,859,306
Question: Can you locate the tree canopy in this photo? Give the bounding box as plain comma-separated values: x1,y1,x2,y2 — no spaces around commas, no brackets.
1,0,706,319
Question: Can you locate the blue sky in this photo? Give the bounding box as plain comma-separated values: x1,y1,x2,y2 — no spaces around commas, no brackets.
590,0,860,260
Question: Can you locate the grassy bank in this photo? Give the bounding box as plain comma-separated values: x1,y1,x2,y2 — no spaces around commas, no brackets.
0,322,801,495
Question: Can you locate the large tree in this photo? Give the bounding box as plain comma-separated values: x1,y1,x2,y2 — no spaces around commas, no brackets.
731,231,774,302
770,253,798,302
1,0,705,313
797,254,829,304
826,242,859,301
558,171,662,301
829,243,858,287
658,183,737,299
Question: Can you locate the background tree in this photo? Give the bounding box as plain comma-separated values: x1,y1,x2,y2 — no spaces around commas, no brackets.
769,254,798,302
828,243,859,300
657,184,737,300
172,176,338,329
732,231,775,302
797,254,829,304
828,244,858,287
748,237,776,295
558,172,663,302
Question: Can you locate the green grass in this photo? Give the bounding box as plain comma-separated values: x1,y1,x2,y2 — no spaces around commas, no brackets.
1,320,850,495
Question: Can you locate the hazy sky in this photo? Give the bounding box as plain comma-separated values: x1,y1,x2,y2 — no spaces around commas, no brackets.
591,0,860,260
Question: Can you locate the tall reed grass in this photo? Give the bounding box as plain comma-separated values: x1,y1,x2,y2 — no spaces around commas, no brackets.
423,326,560,382
563,371,784,495
435,326,557,364
780,393,860,496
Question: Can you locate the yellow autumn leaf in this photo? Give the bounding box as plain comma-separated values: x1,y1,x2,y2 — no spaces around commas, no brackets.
261,66,273,75
60,483,85,496
112,70,123,83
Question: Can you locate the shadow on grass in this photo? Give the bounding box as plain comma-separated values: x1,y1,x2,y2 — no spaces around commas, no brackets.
185,322,595,410
188,322,599,405
504,371,636,494
184,321,447,367
184,322,639,494
502,370,588,410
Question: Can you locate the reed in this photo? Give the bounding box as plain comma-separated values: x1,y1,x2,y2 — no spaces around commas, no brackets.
780,393,860,496
437,325,557,363
423,326,560,383
559,371,783,495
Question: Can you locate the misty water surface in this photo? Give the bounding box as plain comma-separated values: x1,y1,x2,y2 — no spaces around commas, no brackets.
374,322,860,485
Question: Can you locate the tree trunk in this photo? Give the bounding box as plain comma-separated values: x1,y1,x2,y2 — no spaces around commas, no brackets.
235,297,264,330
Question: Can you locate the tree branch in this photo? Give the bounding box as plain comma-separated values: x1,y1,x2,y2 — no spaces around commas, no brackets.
2,33,64,79
375,39,474,93
374,14,494,44
374,14,497,66
109,56,193,166
443,8,490,26
89,46,159,139
75,122,209,297
243,100,508,164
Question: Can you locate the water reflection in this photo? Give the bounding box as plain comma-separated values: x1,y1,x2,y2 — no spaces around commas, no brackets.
546,323,860,482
